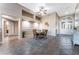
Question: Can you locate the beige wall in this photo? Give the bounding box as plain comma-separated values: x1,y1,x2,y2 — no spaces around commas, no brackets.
41,13,57,36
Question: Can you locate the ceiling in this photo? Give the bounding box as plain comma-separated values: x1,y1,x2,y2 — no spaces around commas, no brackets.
19,3,77,17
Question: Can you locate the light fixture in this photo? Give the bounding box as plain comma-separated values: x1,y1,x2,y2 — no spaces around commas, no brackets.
36,6,48,16
6,21,9,25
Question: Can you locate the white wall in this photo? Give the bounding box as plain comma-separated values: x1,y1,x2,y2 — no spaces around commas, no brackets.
8,21,18,35
0,6,2,30
0,3,22,18
0,3,23,39
22,21,33,31
41,13,57,36
22,16,33,31
22,16,41,31
14,21,18,35
0,9,2,42
0,11,2,29
56,14,60,34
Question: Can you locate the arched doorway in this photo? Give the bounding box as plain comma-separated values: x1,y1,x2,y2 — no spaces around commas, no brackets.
59,17,74,35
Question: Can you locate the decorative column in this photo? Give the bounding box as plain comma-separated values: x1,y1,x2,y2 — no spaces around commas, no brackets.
18,18,22,39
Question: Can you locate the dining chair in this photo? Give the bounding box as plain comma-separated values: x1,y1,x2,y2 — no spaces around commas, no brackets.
40,29,48,39
33,29,40,39
33,29,36,38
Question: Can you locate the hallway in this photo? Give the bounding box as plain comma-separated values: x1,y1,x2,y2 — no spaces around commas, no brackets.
0,35,79,55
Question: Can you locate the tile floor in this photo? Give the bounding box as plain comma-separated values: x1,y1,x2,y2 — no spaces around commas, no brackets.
0,35,79,55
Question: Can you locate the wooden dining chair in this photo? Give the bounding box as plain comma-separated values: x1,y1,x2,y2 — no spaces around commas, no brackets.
33,29,36,38
40,29,48,39
44,30,48,38
33,29,40,39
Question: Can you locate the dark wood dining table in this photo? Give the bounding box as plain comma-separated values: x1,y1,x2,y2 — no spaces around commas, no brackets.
36,30,45,38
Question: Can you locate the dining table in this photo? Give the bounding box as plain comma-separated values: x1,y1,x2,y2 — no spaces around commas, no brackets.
35,30,45,39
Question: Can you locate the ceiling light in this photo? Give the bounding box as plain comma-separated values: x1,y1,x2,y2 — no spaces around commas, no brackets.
64,11,69,15
36,6,48,16
6,21,9,25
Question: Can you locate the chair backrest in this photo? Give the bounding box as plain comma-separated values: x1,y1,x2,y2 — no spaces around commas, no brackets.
33,29,36,35
43,29,48,35
45,30,48,34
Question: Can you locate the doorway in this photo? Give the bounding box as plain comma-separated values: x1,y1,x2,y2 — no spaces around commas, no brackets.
59,18,74,35
2,15,19,42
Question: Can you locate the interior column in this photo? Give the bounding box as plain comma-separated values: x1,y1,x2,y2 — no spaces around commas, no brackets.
18,18,22,39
